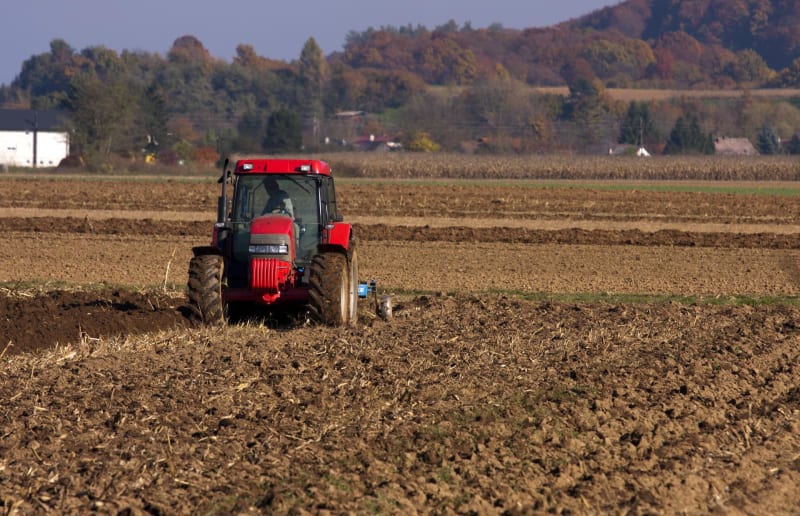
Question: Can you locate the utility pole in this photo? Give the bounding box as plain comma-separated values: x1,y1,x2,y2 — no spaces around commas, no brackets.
26,111,38,168
639,116,644,148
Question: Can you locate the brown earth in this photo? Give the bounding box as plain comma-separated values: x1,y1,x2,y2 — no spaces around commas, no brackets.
1,176,800,513
2,178,800,224
0,289,189,356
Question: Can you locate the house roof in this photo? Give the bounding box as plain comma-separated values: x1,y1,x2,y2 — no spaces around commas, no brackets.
0,109,67,132
715,137,757,155
334,111,365,119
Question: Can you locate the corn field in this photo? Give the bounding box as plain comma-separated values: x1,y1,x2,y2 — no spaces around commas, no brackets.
316,152,800,181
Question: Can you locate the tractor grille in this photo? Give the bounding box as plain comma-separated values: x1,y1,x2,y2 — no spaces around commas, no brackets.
250,258,290,291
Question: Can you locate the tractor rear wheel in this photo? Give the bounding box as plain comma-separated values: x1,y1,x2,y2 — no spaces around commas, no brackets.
309,252,350,326
187,254,226,325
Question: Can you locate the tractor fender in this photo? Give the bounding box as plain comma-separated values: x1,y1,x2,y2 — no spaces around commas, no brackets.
322,222,352,252
192,245,223,257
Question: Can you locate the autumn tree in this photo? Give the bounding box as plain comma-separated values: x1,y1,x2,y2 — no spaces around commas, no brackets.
726,49,774,86
80,46,124,79
404,131,441,152
15,39,79,107
223,45,284,123
459,77,557,152
396,92,462,151
560,59,614,144
417,34,478,85
162,35,217,116
65,72,138,164
325,65,368,111
327,67,425,113
462,78,529,130
580,37,655,83
775,58,800,87
649,48,675,81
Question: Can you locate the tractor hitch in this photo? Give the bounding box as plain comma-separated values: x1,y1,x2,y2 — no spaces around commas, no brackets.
358,280,392,320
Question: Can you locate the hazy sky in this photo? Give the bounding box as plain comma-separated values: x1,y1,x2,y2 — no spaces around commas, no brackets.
1,0,617,85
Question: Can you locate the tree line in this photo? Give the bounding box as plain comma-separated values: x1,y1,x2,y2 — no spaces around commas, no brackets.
0,32,798,169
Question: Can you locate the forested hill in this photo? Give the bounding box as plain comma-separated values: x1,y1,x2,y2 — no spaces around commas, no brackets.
338,0,800,88
1,0,799,165
568,0,800,70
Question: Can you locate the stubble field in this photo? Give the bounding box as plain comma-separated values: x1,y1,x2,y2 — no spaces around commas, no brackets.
1,168,800,513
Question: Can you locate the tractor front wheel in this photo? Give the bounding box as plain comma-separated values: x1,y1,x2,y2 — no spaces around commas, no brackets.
309,252,351,326
187,254,226,325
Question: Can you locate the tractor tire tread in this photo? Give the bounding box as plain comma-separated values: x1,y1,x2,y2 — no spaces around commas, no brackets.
308,252,349,326
187,254,225,325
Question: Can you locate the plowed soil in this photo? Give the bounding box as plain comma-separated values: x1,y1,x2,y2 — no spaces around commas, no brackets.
1,175,800,513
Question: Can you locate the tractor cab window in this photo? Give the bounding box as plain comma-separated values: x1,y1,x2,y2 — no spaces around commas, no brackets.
321,176,340,224
232,174,319,224
231,174,322,263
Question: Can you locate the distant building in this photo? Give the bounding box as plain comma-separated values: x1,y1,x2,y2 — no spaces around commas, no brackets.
353,134,402,152
715,137,758,156
333,111,366,119
607,143,636,155
0,109,70,168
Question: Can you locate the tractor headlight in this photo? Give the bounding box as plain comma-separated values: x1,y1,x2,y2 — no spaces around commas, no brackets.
249,244,289,255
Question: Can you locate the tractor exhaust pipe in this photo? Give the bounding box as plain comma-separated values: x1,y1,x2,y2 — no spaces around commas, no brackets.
217,158,229,223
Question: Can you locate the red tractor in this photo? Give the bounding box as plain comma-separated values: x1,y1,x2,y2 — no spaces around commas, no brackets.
188,158,360,326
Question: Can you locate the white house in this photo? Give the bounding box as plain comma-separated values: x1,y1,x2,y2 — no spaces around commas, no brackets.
0,109,70,168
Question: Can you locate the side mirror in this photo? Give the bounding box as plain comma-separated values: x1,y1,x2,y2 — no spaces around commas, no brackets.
217,169,231,184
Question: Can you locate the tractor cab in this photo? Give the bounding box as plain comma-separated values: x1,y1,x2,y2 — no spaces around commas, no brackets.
228,173,324,280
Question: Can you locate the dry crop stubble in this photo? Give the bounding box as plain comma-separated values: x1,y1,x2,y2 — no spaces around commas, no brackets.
2,296,799,513
322,153,800,181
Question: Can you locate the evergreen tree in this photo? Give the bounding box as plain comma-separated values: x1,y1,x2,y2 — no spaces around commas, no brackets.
234,111,268,153
559,59,610,144
298,38,328,119
664,116,715,155
618,101,658,146
263,108,302,153
788,134,800,155
138,81,169,150
756,125,782,155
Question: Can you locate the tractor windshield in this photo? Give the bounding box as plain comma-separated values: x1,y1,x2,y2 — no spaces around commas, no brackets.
232,174,319,224
230,174,321,263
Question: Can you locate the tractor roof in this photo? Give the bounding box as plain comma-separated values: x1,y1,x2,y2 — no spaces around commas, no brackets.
234,159,332,176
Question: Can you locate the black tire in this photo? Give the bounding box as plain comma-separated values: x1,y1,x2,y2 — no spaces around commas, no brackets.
308,252,349,326
347,248,359,325
187,254,226,325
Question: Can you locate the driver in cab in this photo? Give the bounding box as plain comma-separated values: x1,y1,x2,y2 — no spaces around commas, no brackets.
263,178,294,218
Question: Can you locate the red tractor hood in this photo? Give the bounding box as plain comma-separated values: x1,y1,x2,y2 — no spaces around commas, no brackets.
250,214,294,235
